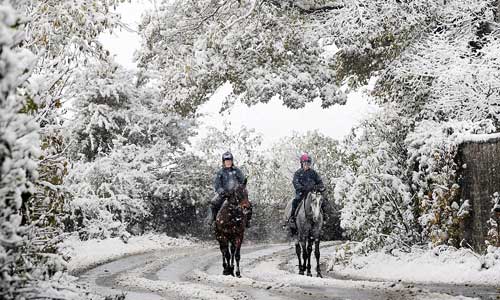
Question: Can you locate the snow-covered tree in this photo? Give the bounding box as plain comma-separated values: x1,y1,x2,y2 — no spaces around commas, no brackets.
374,1,500,123
9,0,130,249
13,0,125,121
64,64,201,239
137,0,348,115
0,5,39,298
335,106,416,251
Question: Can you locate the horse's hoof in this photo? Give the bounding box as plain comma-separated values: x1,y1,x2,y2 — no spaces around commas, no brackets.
299,270,304,275
317,272,323,278
307,272,312,277
236,271,241,278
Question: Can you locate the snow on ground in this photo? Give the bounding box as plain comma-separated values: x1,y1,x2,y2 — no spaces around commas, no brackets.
59,233,196,274
328,245,500,286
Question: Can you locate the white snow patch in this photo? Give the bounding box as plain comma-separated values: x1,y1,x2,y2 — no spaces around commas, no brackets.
460,132,500,144
60,233,196,274
330,246,500,286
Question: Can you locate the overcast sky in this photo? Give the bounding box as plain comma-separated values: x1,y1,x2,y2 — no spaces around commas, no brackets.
99,0,378,147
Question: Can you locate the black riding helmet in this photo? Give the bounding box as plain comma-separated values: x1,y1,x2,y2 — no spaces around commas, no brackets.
222,151,233,162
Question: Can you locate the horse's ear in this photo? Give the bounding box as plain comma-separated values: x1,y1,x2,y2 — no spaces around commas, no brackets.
243,177,248,186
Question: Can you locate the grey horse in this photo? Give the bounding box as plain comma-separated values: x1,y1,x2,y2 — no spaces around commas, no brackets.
284,191,324,277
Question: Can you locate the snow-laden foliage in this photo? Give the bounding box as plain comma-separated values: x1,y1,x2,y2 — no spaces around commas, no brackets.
9,1,130,254
487,193,500,247
196,123,265,174
136,0,494,115
66,144,153,240
137,0,347,115
406,120,496,247
68,63,138,160
375,1,500,123
335,106,416,251
335,1,500,251
0,5,39,298
64,64,204,239
13,0,125,120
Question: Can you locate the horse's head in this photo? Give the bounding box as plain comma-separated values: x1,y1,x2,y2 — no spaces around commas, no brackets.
226,178,249,209
306,191,323,223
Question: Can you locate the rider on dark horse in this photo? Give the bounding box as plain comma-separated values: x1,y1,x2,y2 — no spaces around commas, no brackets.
288,153,331,233
211,151,252,228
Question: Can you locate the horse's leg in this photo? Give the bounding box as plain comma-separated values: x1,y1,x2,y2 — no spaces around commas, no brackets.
295,241,303,275
219,241,229,275
301,240,308,275
315,238,322,278
306,238,313,277
235,238,242,278
230,241,236,276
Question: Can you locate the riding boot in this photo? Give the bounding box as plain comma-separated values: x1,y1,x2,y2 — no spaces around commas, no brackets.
211,206,218,222
211,194,224,224
288,208,297,232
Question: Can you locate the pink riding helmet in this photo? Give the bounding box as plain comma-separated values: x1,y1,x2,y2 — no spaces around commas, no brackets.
300,153,311,163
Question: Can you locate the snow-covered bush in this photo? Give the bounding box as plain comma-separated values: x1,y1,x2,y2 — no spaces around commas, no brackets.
487,193,500,247
66,145,152,240
146,153,213,237
335,106,416,251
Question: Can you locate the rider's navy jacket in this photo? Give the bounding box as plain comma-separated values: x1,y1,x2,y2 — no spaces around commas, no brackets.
293,168,325,195
214,166,246,194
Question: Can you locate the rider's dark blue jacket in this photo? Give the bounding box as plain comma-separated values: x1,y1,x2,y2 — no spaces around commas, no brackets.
293,168,325,196
214,166,246,195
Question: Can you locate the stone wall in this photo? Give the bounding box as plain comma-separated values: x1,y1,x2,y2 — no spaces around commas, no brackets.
457,136,500,251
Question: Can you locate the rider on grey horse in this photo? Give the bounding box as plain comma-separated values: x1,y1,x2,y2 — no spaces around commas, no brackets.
288,153,331,232
211,151,252,227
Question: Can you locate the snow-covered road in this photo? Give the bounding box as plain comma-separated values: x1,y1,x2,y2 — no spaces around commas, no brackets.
78,242,498,300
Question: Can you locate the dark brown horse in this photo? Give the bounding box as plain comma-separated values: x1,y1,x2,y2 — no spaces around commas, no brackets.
214,179,250,277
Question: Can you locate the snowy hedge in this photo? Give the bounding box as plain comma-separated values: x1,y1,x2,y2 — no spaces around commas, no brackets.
0,4,40,299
